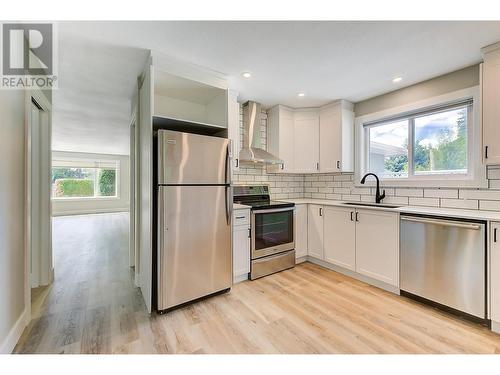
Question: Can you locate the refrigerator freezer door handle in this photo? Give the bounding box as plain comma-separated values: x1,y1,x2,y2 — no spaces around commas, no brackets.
225,143,231,185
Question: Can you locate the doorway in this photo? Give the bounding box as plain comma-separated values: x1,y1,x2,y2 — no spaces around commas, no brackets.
25,90,53,320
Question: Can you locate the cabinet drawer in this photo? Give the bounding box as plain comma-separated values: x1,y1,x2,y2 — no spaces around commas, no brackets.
233,209,250,226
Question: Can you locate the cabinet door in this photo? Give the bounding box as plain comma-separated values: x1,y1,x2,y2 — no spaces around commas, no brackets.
279,108,295,173
294,204,308,260
294,112,320,173
355,209,399,286
323,206,356,271
319,107,342,173
483,56,500,164
307,204,324,259
233,225,250,280
491,222,500,321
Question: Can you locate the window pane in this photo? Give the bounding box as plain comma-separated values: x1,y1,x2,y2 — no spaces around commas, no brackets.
413,107,467,175
368,120,408,178
97,168,117,197
52,168,95,198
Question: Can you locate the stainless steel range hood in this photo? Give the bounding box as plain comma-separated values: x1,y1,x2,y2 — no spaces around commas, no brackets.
239,101,283,164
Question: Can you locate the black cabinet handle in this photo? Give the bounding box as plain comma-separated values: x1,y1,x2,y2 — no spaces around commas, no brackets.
281,163,284,170
495,227,498,243
319,207,323,216
350,211,354,221
355,212,359,222
248,228,251,238
486,146,489,159
336,160,340,169
235,158,239,168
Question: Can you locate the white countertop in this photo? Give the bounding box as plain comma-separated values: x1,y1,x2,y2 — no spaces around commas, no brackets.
278,198,500,222
233,203,251,210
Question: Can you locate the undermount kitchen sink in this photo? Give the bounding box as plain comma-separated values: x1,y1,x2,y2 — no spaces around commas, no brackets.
342,202,401,209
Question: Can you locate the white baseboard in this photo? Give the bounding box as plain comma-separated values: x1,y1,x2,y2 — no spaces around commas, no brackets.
306,256,400,295
492,321,500,334
233,273,249,284
296,255,308,264
0,308,29,354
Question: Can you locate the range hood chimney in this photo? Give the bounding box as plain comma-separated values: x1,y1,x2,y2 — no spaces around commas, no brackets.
239,101,283,165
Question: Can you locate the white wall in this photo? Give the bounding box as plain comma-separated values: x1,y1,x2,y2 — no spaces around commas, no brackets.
51,151,130,216
0,90,28,353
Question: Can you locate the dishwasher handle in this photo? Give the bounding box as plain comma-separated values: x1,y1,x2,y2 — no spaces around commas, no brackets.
401,216,482,230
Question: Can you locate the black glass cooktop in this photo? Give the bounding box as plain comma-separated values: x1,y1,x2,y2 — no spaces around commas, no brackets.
233,200,294,210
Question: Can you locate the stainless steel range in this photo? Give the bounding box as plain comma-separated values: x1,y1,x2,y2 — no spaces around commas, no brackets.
233,185,295,280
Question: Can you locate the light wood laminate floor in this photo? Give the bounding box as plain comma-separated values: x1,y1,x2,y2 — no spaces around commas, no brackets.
14,213,500,354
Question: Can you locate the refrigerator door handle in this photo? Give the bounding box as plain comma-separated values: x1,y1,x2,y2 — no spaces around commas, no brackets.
225,185,232,225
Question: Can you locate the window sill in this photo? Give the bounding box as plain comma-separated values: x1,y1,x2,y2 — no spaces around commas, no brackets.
51,196,120,202
354,177,488,189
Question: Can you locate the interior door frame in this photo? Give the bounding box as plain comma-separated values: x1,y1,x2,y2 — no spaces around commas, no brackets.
24,88,52,322
129,113,137,270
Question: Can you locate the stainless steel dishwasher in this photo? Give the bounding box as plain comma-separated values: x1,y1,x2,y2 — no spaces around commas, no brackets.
400,214,486,319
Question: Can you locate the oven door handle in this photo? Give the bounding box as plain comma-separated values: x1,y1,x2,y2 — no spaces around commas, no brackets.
252,207,295,214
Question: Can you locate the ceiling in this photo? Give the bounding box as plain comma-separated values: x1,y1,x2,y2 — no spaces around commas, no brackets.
54,21,500,155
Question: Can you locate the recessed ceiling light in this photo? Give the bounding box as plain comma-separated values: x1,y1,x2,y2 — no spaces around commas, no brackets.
392,77,402,83
298,92,305,97
241,72,252,79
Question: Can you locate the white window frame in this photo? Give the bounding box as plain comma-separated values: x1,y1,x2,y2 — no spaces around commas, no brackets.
355,87,487,188
51,161,121,201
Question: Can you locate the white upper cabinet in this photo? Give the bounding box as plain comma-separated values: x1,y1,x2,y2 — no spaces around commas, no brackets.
267,101,353,174
319,101,354,173
267,105,295,173
293,111,320,173
482,44,500,164
153,69,228,129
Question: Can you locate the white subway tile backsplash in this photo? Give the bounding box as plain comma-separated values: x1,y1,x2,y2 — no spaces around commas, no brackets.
459,189,500,201
424,189,458,199
479,200,500,211
440,198,479,210
395,188,424,197
408,197,440,207
383,196,409,205
342,194,361,202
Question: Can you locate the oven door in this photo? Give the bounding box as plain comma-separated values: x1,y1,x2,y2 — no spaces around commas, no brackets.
251,207,295,259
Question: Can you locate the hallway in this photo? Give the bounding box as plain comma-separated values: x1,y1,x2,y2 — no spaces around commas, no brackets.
15,213,145,353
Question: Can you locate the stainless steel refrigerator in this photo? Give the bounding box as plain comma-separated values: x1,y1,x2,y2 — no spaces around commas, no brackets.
156,129,232,312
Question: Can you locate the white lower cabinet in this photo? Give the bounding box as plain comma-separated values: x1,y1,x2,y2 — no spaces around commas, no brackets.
355,209,399,287
323,206,356,271
307,204,324,259
490,222,500,325
233,209,250,283
300,204,399,288
294,204,308,260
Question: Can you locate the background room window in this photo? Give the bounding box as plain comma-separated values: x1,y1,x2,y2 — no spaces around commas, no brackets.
364,100,472,182
52,159,119,199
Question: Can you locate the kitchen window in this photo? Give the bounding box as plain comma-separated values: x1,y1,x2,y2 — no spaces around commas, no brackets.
51,159,119,199
357,88,486,187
